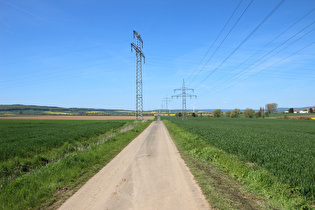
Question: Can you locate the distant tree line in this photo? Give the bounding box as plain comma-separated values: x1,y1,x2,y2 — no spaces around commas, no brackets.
174,103,279,119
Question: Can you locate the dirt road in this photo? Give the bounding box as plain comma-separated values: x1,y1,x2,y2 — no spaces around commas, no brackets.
59,120,210,210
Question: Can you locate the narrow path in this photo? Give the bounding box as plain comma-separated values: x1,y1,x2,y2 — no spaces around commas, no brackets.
59,120,210,210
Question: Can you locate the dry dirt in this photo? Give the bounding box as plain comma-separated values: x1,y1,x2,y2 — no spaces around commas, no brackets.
0,115,154,120
58,120,210,210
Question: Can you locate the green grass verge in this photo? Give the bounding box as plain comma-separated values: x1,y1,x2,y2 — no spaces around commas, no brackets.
0,120,152,209
0,120,130,186
164,117,315,198
163,119,313,209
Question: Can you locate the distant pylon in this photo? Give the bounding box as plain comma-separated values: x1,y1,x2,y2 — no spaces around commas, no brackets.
131,30,145,120
172,79,197,120
162,94,172,116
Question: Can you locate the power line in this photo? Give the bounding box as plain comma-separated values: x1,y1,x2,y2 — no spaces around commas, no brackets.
162,94,172,115
231,41,314,89
204,41,315,96
203,10,314,92
206,22,314,93
186,0,244,85
196,0,286,89
187,0,253,87
131,30,145,120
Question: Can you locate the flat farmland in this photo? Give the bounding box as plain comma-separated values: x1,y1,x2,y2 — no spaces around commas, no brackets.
0,115,155,120
0,119,128,161
0,118,153,209
0,119,129,183
163,117,315,208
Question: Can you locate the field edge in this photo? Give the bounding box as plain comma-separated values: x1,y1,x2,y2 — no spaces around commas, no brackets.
0,120,153,210
163,119,313,209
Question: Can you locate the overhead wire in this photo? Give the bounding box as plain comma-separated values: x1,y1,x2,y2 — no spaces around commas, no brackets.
233,25,314,78
185,0,244,85
205,41,315,96
195,0,286,90
204,8,314,88
187,0,253,87
205,22,314,93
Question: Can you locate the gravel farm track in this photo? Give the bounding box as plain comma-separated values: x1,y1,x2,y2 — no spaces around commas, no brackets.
0,115,155,120
1,115,209,209
58,119,210,210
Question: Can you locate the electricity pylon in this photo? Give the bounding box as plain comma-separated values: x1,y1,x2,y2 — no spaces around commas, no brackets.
162,94,172,116
172,79,197,120
131,30,145,120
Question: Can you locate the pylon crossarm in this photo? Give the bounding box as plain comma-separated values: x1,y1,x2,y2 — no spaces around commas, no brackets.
172,94,181,99
133,30,143,44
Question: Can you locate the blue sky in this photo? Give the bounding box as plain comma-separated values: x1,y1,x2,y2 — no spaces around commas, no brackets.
1,0,314,111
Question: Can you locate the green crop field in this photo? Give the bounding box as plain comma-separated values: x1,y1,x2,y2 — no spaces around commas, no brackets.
0,119,152,209
0,119,128,184
164,117,315,200
0,119,127,160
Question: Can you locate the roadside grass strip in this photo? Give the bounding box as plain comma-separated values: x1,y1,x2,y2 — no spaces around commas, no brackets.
0,120,129,184
163,119,313,209
164,117,315,199
0,120,152,209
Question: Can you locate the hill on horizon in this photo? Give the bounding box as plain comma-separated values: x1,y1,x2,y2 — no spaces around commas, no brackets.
0,104,137,116
1,104,314,115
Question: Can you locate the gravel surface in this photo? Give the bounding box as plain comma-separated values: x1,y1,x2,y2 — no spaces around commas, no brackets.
59,120,210,210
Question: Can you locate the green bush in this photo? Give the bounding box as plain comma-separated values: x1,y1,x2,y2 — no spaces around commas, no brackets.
244,108,255,118
213,109,222,118
225,111,231,118
230,108,241,118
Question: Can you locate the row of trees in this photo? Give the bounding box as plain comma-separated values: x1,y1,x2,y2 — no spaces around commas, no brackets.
213,108,255,118
212,103,278,118
174,103,279,118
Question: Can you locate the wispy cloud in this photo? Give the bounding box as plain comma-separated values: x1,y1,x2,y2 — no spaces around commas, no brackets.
1,0,49,23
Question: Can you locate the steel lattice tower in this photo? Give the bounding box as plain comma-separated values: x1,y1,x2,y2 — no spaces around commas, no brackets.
163,94,172,116
172,79,196,120
131,30,145,120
